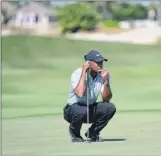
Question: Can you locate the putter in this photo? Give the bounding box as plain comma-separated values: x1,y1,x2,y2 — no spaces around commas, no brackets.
85,69,92,144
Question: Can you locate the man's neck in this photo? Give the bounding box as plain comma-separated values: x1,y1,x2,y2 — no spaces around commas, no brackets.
90,71,97,80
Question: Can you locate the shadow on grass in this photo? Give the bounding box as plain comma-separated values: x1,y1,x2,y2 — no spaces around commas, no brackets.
103,138,126,142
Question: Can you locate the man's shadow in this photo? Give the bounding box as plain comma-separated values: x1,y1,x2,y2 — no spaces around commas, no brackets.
103,138,126,142
88,138,127,143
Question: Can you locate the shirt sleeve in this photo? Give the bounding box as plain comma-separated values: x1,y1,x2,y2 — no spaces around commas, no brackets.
71,69,82,89
101,72,111,92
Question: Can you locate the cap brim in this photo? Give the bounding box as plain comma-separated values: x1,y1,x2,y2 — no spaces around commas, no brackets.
94,57,108,62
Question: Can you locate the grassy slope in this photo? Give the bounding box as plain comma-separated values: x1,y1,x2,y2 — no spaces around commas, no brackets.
2,36,161,119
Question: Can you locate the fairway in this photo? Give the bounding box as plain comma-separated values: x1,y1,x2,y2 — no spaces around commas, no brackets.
2,36,161,156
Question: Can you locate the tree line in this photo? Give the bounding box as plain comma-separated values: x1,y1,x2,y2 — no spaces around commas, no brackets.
56,2,157,33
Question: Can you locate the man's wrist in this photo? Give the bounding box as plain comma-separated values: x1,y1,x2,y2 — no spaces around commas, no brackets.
82,69,87,75
104,81,110,87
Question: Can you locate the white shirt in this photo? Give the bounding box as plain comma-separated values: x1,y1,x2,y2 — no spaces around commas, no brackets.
67,68,111,105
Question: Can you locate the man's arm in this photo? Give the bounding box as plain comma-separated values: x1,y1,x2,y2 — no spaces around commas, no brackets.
73,61,90,97
101,81,112,102
100,70,112,102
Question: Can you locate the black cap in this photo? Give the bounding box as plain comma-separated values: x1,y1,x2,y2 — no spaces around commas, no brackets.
84,50,108,62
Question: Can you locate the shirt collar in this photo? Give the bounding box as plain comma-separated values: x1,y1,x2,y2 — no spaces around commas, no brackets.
89,72,101,81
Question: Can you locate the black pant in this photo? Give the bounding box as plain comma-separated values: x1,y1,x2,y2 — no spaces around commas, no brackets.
63,101,116,137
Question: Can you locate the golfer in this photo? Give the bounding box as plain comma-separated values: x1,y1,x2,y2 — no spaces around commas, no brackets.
63,50,116,142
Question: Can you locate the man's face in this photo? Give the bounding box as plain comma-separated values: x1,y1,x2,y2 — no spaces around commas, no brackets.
90,61,103,72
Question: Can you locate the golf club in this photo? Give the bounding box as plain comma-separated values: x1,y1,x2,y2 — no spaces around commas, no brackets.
85,69,91,144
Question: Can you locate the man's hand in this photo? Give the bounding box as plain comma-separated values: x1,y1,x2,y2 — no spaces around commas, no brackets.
82,61,90,72
98,69,109,82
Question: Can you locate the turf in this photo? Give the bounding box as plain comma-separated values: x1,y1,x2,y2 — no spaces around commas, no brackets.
2,36,161,119
2,36,161,156
2,113,161,156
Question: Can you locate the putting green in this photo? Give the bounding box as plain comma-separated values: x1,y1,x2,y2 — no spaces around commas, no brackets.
2,112,161,156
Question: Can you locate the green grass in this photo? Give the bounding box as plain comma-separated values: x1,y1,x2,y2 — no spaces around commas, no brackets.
2,113,161,156
2,35,161,119
2,36,161,156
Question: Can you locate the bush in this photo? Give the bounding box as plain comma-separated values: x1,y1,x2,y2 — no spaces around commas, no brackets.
56,3,101,33
112,3,148,21
103,20,119,28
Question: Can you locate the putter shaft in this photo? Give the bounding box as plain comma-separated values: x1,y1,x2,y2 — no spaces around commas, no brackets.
86,70,90,140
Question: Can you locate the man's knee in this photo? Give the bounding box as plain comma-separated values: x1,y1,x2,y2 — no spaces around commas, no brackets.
106,102,116,113
69,105,87,122
99,102,116,114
